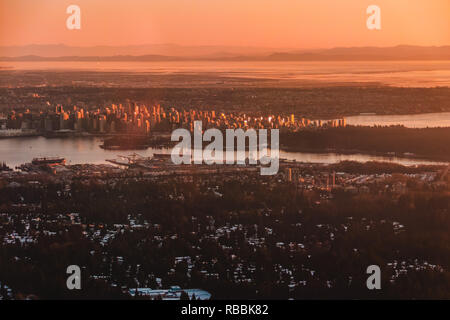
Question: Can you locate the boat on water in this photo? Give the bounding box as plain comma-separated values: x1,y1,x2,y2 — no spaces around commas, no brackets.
32,157,66,166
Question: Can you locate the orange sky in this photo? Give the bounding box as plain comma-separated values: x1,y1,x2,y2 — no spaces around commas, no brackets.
0,0,449,48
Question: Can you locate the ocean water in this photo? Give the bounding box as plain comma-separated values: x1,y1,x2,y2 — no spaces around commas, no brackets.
1,60,450,87
0,136,447,169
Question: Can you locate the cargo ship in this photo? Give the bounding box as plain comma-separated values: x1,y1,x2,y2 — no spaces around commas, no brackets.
31,157,66,166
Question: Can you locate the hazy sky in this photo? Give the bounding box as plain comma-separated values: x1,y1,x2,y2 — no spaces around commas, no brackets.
0,0,449,48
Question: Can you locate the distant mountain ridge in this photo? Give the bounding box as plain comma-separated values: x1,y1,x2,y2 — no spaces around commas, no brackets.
265,45,450,61
0,43,285,58
1,45,449,61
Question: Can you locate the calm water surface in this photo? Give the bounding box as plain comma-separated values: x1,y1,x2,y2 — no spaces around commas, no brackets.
0,136,447,169
344,112,450,128
1,60,450,87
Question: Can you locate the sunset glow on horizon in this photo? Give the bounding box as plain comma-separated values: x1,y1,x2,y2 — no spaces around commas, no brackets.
0,0,449,48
